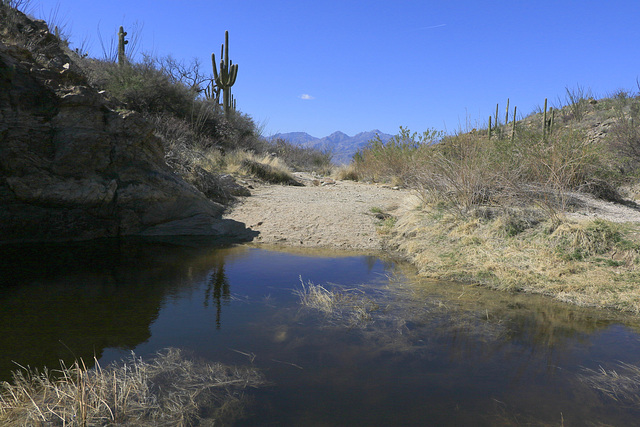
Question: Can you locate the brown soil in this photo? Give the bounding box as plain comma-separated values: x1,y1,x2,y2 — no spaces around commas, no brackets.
224,173,410,251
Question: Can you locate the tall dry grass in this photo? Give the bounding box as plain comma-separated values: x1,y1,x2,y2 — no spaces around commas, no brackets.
267,138,333,175
0,348,265,426
580,362,640,407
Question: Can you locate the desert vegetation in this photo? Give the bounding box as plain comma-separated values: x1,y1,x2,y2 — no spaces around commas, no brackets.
295,278,380,328
77,28,332,193
0,348,265,426
350,88,640,312
1,0,333,207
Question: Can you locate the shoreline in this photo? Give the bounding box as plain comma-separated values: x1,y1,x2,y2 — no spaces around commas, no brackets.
226,175,640,314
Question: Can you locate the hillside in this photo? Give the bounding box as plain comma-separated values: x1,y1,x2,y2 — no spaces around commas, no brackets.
0,5,254,242
270,130,393,164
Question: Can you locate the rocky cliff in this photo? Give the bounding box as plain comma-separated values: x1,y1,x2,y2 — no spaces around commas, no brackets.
0,7,245,243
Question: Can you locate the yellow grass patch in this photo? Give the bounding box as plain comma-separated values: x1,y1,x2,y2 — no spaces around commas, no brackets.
387,201,640,313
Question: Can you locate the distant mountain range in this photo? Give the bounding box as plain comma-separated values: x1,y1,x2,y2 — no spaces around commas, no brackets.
268,130,394,164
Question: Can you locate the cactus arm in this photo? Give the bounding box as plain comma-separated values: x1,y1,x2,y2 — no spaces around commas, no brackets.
211,53,219,81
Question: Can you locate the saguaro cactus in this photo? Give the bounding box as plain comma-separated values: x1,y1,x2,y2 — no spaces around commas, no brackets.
212,30,239,115
118,26,128,66
543,98,548,138
505,98,510,126
511,105,517,142
542,98,555,139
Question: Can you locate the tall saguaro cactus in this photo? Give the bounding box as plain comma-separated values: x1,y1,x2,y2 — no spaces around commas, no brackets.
212,30,238,115
118,26,128,66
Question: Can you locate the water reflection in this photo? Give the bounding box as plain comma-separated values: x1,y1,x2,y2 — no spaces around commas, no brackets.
0,239,390,382
2,240,640,425
203,257,230,328
0,238,247,381
239,275,640,425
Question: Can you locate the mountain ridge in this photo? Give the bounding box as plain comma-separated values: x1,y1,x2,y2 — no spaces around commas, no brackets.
269,130,393,164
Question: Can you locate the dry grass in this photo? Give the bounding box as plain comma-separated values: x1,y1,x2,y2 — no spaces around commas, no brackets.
349,95,640,314
354,106,619,218
0,348,265,426
580,362,640,407
224,151,302,186
266,138,333,175
333,163,360,181
387,200,640,313
294,278,380,328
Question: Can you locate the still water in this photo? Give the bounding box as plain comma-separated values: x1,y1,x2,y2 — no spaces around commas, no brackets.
2,238,640,425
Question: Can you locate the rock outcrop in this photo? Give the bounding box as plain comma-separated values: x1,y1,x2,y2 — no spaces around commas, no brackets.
0,8,246,242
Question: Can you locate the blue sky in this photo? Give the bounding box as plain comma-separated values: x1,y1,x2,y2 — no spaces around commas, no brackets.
29,0,640,138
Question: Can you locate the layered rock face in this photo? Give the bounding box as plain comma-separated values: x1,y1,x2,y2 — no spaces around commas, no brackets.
0,9,242,242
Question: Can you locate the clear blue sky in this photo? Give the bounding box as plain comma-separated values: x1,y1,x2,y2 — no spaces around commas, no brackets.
29,0,640,138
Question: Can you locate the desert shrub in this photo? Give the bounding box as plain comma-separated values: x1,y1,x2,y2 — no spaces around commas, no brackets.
266,138,333,173
154,54,210,93
239,158,302,186
222,109,267,152
353,126,443,183
559,84,593,123
334,163,360,181
1,0,31,10
412,133,511,212
182,101,267,154
0,2,62,57
144,112,245,203
608,100,640,173
355,122,614,217
147,111,220,152
80,55,197,117
516,128,614,207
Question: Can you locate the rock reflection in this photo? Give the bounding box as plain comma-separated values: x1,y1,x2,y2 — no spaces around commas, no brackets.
0,238,241,382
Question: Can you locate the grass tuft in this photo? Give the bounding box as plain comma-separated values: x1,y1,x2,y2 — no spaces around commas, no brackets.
294,277,379,328
0,348,265,426
580,362,640,407
237,157,302,186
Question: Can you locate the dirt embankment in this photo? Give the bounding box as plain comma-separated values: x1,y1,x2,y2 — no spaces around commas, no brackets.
226,173,640,252
224,173,410,251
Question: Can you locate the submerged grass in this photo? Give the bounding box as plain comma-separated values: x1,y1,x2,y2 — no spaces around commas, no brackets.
0,348,265,426
294,277,380,328
580,362,640,407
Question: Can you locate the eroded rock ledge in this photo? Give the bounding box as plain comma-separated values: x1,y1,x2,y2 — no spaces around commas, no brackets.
0,10,245,243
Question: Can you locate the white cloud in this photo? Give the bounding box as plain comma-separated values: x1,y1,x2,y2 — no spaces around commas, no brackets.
300,94,315,100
